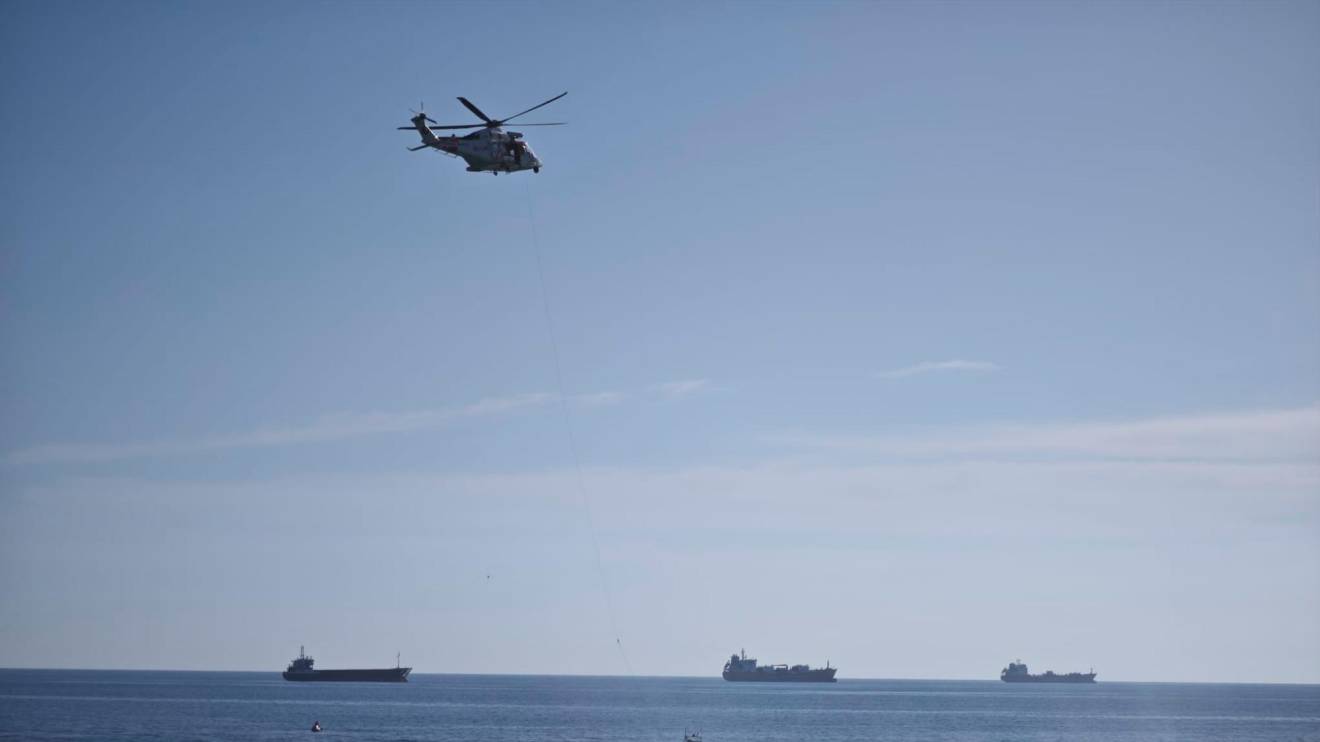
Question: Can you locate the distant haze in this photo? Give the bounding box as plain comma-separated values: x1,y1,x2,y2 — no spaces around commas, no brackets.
1,1,1317,683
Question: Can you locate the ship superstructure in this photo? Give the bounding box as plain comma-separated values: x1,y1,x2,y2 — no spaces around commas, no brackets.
722,649,837,682
1000,660,1096,683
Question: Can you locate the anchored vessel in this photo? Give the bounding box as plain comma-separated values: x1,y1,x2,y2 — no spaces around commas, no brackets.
1000,660,1096,683
282,646,411,682
722,649,837,682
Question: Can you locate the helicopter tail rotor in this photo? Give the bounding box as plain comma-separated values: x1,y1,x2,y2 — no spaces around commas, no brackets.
409,101,439,125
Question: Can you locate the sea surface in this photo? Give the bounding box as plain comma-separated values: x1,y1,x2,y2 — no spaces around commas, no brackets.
1,670,1318,741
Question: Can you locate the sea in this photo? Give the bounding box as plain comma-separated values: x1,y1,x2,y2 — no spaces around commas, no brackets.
1,670,1318,741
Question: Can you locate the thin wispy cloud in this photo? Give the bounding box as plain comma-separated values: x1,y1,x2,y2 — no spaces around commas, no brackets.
4,381,705,467
651,379,711,399
876,359,1000,380
779,404,1320,465
573,391,627,407
3,393,555,467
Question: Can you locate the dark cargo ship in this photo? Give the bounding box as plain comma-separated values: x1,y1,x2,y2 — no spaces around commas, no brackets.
722,649,837,682
1000,660,1096,683
282,646,411,682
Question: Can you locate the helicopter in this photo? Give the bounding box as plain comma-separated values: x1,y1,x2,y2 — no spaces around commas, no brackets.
399,92,566,175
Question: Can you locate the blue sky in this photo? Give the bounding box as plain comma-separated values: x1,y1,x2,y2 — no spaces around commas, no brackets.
1,1,1317,682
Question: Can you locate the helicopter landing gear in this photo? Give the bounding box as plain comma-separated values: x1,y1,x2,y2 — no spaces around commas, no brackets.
533,167,540,173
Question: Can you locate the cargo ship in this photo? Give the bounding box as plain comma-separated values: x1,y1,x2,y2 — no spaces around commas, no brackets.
282,646,411,682
722,649,837,682
1000,660,1095,683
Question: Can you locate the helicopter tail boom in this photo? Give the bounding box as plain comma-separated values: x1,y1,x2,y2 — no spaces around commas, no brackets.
412,117,440,146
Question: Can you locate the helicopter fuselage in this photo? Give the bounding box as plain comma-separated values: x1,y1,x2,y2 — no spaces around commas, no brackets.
414,123,543,174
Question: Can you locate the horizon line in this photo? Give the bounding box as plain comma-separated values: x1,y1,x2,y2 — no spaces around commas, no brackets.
0,666,1314,686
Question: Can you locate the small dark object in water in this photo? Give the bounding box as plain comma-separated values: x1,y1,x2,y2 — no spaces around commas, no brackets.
311,720,322,733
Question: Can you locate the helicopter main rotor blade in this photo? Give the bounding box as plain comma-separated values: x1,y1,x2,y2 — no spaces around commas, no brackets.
398,123,484,131
501,91,567,124
456,97,492,123
509,122,567,126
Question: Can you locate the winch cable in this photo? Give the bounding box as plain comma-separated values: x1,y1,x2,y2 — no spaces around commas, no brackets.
523,180,633,675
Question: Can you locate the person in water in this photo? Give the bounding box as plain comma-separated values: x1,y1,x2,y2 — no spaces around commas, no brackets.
311,720,322,732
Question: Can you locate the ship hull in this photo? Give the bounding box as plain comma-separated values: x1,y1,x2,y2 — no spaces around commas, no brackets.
283,667,411,682
723,669,837,683
1002,673,1095,683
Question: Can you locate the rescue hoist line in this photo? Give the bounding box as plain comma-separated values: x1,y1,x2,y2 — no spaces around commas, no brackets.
523,181,633,675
